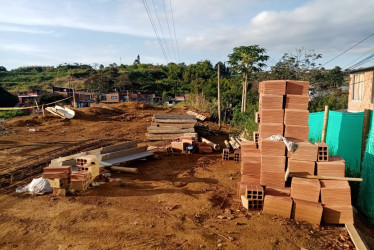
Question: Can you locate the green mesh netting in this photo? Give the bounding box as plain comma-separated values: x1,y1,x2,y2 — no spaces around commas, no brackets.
308,110,364,176
358,110,374,224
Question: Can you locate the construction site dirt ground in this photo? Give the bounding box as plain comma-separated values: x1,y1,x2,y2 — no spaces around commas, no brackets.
0,102,372,249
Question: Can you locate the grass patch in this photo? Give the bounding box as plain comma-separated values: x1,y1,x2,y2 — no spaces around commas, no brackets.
0,110,28,119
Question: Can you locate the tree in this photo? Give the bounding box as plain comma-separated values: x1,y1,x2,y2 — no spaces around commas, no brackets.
0,66,7,72
0,87,18,107
228,45,269,112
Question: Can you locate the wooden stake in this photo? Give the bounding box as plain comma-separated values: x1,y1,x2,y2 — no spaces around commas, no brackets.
41,104,45,116
34,99,40,110
321,105,329,142
72,88,77,108
346,224,369,250
217,63,221,129
288,173,363,182
361,109,371,161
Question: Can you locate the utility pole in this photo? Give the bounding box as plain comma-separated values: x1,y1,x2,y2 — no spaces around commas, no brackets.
217,63,221,130
321,105,329,142
72,88,77,108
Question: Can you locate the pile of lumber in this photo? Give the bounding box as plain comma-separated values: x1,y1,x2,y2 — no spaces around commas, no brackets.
146,114,196,141
238,80,354,225
186,110,206,121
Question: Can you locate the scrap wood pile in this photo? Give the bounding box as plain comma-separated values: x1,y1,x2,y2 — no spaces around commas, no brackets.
146,114,197,141
166,132,220,154
238,80,354,226
43,141,153,194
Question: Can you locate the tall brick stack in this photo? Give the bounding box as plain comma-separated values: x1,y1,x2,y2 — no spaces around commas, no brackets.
238,80,353,225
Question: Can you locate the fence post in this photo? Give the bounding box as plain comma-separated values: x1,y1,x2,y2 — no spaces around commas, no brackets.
361,109,371,161
321,105,329,142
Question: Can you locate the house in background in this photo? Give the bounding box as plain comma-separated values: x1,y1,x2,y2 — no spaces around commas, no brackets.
52,86,94,107
348,66,374,112
18,92,39,104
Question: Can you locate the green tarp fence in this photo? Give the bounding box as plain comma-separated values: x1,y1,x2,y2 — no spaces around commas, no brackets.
308,109,374,224
358,110,374,224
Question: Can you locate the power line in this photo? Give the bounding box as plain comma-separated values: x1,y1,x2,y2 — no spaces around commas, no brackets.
163,0,177,62
169,0,180,62
140,0,169,64
322,32,374,67
343,47,374,69
349,53,374,69
151,0,171,62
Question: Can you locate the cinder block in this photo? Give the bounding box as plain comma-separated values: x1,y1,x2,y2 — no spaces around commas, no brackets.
241,195,263,210
76,155,98,167
263,195,293,218
287,159,315,175
291,177,320,202
259,123,284,138
293,199,322,225
320,180,351,205
284,109,309,126
287,141,318,161
316,156,345,177
286,80,309,95
253,131,259,143
259,139,286,156
284,125,310,141
259,80,286,95
259,95,284,109
315,142,329,161
245,185,264,200
323,205,354,224
48,178,69,189
171,141,184,151
285,95,309,110
260,109,284,123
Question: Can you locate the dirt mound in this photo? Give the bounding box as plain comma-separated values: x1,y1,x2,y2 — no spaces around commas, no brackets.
6,115,43,127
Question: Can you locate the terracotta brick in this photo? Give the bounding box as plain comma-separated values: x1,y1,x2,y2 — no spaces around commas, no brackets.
259,123,284,138
288,159,315,175
241,195,263,210
245,185,264,200
316,156,345,177
284,125,310,141
323,205,354,224
260,171,285,188
284,109,309,126
286,80,309,95
260,109,284,123
241,141,258,153
241,175,261,185
291,177,320,202
255,112,260,123
259,139,286,156
259,95,284,109
293,199,323,225
241,161,261,176
261,155,286,172
285,95,309,110
287,141,318,161
263,195,293,218
315,142,329,161
320,180,351,205
259,80,286,95
253,131,259,143
265,187,291,196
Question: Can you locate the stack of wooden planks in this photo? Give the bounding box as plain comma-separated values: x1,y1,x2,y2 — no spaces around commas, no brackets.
146,114,197,141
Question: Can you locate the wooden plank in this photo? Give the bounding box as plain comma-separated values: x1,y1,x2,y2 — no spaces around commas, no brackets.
153,119,197,124
146,133,184,141
101,146,148,161
149,123,195,129
92,141,137,155
289,173,363,182
100,151,153,167
154,114,196,119
147,128,195,134
346,224,369,250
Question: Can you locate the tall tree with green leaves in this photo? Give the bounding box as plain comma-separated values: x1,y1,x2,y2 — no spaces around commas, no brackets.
228,45,269,112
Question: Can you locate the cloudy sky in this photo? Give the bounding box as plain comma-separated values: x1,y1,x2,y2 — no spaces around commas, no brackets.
0,0,373,70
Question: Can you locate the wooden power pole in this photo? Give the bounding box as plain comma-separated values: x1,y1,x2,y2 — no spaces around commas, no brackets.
321,105,329,142
217,64,221,130
72,88,77,108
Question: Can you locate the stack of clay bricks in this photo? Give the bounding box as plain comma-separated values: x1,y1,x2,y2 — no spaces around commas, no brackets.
42,166,72,190
170,133,198,152
76,155,100,181
222,148,241,161
71,171,92,191
240,185,264,210
237,80,353,225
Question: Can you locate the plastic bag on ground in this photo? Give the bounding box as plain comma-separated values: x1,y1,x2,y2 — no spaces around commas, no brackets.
16,177,52,194
267,135,297,152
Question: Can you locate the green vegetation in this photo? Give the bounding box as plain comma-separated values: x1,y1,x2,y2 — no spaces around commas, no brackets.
0,110,27,119
0,47,349,132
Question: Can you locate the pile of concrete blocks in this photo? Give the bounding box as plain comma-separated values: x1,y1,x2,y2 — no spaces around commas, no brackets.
146,114,197,141
238,80,353,225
